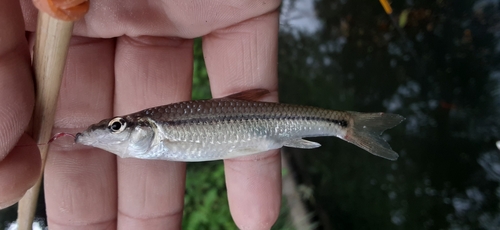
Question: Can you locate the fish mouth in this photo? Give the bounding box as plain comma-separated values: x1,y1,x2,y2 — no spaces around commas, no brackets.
74,133,82,142
74,132,86,145
74,132,97,145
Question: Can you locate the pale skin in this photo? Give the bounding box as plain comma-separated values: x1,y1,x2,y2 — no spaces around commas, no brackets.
0,0,282,229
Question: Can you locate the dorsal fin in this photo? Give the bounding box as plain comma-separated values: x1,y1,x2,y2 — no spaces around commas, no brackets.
224,89,270,101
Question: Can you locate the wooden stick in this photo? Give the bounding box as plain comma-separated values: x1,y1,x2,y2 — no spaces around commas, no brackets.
16,12,74,230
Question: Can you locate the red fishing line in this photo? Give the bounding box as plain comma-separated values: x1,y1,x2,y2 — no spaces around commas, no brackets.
48,132,75,143
13,132,76,147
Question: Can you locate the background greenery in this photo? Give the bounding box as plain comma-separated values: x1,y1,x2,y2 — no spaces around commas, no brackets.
278,0,500,229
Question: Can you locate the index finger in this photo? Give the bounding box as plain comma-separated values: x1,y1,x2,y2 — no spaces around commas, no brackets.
203,10,281,229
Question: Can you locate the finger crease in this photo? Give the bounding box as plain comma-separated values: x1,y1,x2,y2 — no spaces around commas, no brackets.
118,208,183,221
47,216,117,228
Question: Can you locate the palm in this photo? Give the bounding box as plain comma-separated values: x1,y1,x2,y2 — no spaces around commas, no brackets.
25,0,276,38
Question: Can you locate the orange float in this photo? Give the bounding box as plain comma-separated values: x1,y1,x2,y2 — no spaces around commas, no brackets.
33,0,89,21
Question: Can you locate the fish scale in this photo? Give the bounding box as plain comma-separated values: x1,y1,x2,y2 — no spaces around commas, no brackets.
75,89,404,161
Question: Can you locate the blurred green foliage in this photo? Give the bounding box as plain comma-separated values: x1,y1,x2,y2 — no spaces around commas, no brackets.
191,38,211,100
183,161,235,229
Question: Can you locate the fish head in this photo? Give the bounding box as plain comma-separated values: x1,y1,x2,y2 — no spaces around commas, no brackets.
75,116,155,158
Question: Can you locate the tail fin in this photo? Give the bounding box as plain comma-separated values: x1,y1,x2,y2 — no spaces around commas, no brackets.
344,112,405,160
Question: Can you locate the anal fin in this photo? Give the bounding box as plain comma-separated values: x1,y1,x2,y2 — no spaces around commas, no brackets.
283,139,321,149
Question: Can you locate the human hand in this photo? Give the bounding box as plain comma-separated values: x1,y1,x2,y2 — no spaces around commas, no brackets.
0,0,281,229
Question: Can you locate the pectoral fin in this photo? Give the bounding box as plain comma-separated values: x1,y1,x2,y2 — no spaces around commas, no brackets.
283,139,321,149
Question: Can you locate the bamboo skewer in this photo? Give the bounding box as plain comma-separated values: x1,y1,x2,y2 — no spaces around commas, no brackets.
16,12,75,230
16,1,89,227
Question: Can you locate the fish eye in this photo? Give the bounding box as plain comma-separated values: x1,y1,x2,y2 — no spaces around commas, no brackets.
108,117,127,133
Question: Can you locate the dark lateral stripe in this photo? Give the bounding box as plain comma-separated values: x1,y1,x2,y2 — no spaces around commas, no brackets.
165,114,348,128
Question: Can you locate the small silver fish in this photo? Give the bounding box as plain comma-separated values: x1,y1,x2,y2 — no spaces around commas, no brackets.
75,89,404,161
